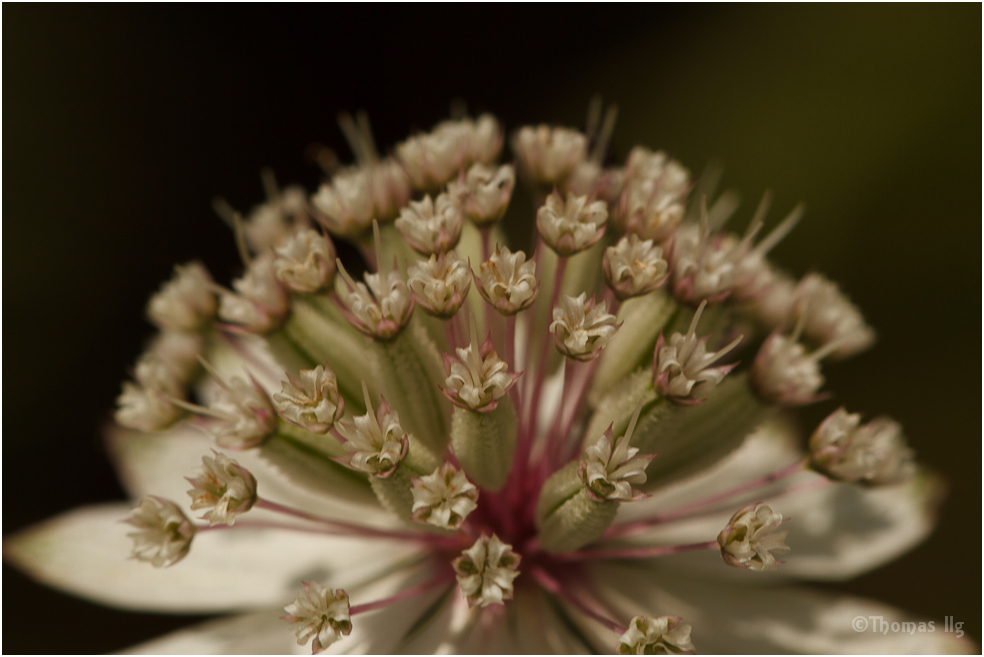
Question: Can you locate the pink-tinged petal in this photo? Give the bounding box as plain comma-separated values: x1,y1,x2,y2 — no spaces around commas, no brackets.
5,503,423,613
587,561,975,654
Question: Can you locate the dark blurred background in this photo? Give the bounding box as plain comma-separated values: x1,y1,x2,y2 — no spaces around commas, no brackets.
4,5,979,653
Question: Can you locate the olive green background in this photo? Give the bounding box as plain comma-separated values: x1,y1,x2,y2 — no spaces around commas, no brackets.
5,5,979,652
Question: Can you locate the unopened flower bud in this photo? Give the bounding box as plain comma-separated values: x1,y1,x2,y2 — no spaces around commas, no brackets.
475,245,539,316
282,583,351,654
217,255,290,333
448,163,515,226
204,372,279,449
512,125,587,185
273,230,336,293
335,262,413,340
809,408,915,485
751,333,828,406
793,273,876,359
395,193,462,255
147,262,216,331
653,302,741,403
717,503,790,571
397,115,502,191
618,615,695,655
124,497,195,568
186,452,257,526
603,233,669,300
536,192,608,257
273,364,344,434
407,251,471,318
452,534,521,608
311,159,411,238
411,463,479,529
550,293,619,362
617,147,690,242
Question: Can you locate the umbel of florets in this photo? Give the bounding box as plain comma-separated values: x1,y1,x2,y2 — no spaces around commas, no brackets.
8,102,959,657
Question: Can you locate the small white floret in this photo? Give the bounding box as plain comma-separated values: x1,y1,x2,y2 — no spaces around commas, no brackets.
186,452,258,526
124,497,196,568
411,463,479,529
282,582,352,654
452,534,521,608
618,615,695,655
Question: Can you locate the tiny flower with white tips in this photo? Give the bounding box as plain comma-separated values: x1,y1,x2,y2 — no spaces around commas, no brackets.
335,261,413,340
536,191,608,257
146,262,216,331
217,255,290,333
809,408,916,485
618,147,690,241
794,273,876,359
240,183,310,253
718,503,790,571
336,392,408,477
603,233,669,300
653,301,742,403
145,330,204,382
452,534,521,608
124,496,196,568
115,380,184,432
448,163,515,226
579,426,654,502
281,583,351,654
311,160,411,238
618,615,695,655
550,293,619,362
512,125,588,185
475,245,539,316
273,365,344,434
751,332,833,406
396,115,502,191
273,229,336,293
411,463,479,529
442,334,520,412
407,251,471,318
197,368,279,449
186,452,258,526
394,193,462,255
115,349,187,432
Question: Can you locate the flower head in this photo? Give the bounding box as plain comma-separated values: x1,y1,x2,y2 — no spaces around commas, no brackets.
7,106,961,656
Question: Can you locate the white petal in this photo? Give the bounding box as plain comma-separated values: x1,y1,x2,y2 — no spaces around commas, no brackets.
589,561,973,654
611,470,941,583
617,418,800,524
123,611,305,655
5,503,424,613
107,425,389,526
